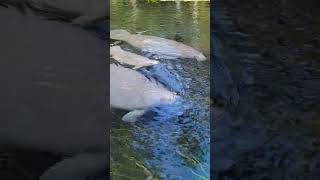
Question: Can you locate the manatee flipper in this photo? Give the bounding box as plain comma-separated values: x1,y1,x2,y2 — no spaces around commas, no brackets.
122,110,145,123
133,65,143,70
40,153,107,180
111,41,123,46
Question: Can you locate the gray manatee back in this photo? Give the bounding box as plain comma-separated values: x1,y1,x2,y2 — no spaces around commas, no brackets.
0,8,107,155
110,29,206,61
110,64,178,111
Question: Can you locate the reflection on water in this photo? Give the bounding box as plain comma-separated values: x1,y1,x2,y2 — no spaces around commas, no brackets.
111,0,210,179
111,0,210,56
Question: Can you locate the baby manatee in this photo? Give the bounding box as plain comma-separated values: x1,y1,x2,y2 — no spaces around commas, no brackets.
110,45,159,69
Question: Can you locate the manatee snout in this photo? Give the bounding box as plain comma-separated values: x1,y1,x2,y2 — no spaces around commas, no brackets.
150,61,160,65
110,29,131,41
160,91,179,103
195,53,206,61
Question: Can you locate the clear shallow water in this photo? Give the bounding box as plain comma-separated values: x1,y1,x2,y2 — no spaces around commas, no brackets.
110,0,210,179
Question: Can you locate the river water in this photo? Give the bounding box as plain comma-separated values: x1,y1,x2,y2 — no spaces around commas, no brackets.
110,0,210,179
212,0,320,179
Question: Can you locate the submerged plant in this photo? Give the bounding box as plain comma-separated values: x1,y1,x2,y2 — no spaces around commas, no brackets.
110,112,160,180
146,0,159,3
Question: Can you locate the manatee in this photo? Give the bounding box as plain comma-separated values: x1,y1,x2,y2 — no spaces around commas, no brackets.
110,29,206,61
27,0,108,24
0,7,107,180
110,64,179,122
140,64,185,95
110,45,159,69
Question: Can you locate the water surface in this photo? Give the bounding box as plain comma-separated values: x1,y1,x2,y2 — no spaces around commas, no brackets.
110,0,210,179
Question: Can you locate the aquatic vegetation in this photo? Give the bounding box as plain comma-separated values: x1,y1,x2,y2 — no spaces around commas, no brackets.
111,112,161,179
146,0,159,3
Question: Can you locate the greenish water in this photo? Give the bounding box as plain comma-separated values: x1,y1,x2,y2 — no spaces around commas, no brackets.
111,0,210,179
111,0,210,57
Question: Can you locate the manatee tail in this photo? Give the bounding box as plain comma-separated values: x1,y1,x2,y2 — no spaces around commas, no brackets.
122,110,146,123
195,53,206,61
